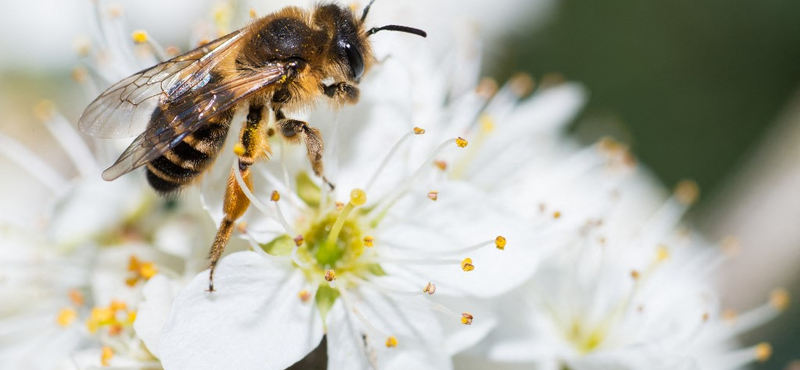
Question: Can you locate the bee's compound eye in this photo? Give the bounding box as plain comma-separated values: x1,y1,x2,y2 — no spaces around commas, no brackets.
342,42,364,80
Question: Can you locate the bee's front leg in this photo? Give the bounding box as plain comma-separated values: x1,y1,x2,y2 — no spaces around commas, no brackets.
274,108,333,189
322,82,359,106
207,103,270,292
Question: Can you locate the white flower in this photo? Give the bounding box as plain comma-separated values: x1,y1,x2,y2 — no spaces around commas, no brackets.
459,124,788,369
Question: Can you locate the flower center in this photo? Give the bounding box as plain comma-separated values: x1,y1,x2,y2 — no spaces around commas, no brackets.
302,211,365,271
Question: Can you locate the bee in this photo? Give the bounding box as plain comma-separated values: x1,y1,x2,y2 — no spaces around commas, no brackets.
78,0,426,291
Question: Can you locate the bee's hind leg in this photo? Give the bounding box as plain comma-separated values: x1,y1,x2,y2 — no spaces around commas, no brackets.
207,104,270,292
274,108,334,190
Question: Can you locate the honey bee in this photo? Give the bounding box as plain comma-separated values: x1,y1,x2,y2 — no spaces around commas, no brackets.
78,1,426,291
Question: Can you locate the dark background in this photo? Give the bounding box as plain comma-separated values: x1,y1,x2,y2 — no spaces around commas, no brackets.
493,0,800,368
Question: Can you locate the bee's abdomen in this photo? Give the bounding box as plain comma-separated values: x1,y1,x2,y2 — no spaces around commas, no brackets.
146,116,232,195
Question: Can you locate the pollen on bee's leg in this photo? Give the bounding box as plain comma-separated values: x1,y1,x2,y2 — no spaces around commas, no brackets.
233,143,247,156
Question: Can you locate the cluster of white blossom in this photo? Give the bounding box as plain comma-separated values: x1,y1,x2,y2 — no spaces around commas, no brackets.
0,1,787,370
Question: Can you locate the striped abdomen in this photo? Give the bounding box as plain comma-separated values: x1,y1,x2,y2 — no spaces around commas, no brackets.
145,110,234,194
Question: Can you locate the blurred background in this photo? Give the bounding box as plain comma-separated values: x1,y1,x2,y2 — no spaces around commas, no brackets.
0,0,798,367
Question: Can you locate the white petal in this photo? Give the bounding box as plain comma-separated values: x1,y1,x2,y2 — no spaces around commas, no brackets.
159,251,323,370
134,274,177,359
328,286,452,370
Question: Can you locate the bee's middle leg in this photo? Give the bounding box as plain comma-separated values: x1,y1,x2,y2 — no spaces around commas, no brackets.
208,104,270,292
274,108,333,189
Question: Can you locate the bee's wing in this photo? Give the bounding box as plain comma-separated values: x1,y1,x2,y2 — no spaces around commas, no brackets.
78,29,245,139
100,63,292,181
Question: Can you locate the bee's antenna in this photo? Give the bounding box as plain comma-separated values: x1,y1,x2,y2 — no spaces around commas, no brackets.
366,25,427,38
360,0,377,23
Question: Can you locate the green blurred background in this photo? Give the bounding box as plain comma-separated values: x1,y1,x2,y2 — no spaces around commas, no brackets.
493,0,800,367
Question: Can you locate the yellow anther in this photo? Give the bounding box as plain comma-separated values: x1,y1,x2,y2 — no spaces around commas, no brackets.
110,300,127,312
324,269,337,282
479,114,496,132
335,202,345,210
233,143,246,156
350,188,367,206
69,289,85,306
131,30,149,44
74,37,91,57
271,191,281,202
294,235,304,247
434,160,447,171
675,179,700,206
57,308,78,327
236,221,248,233
630,270,640,280
127,310,137,324
413,127,426,135
298,290,311,302
249,8,258,18
427,191,439,201
385,336,398,348
476,77,499,99
461,312,474,325
455,137,469,148
495,236,507,250
107,324,123,336
71,67,88,83
722,309,738,322
509,72,535,97
33,100,55,122
363,236,374,248
755,342,772,362
139,262,157,279
553,211,562,219
655,245,670,262
423,282,436,295
721,236,740,256
461,258,474,272
770,288,790,312
101,346,115,366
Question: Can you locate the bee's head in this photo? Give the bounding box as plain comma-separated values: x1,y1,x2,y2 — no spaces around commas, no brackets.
314,1,426,83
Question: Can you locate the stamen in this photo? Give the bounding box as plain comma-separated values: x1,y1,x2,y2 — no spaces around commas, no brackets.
325,269,337,282
385,336,398,348
0,133,67,192
36,101,100,177
370,137,470,223
495,236,507,250
326,189,367,245
298,290,311,303
271,190,280,202
339,287,394,346
429,300,474,325
427,191,439,201
365,128,420,193
724,289,788,335
675,179,700,206
434,160,447,171
69,289,85,306
57,308,78,327
101,346,114,366
461,258,475,272
755,342,772,362
364,236,374,248
131,30,148,44
423,282,436,295
461,312,474,325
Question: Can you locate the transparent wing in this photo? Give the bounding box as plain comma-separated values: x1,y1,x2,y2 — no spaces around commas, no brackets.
78,29,244,139
101,62,291,181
